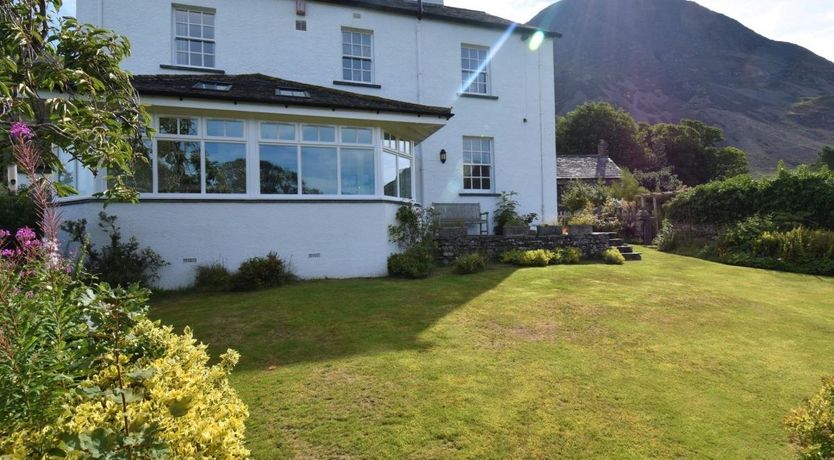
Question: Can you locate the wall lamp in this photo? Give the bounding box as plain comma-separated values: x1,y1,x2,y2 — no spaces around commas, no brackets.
440,149,447,164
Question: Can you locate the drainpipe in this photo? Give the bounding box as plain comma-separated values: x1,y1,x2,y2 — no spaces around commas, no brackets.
416,15,425,204
537,42,546,221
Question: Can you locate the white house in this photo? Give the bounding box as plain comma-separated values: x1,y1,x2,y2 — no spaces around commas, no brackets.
56,0,559,288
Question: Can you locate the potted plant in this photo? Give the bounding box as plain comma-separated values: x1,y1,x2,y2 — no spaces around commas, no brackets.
536,218,562,236
567,208,596,236
494,191,537,236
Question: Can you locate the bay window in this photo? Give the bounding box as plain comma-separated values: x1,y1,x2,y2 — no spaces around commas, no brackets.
382,133,413,199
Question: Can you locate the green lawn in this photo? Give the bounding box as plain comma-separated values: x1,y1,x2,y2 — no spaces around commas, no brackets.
151,249,834,459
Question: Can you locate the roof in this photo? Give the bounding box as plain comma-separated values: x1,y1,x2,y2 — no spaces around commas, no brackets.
557,155,623,181
131,73,454,118
312,0,561,38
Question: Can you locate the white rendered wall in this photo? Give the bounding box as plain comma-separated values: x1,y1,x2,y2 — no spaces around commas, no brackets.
76,0,558,223
59,200,402,289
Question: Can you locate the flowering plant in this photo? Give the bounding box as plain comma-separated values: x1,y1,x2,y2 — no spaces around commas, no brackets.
1,123,249,458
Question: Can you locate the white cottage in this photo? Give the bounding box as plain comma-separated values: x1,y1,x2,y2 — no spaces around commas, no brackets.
56,0,560,288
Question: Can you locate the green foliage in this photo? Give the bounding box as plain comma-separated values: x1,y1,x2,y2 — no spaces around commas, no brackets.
194,263,233,291
632,167,684,192
453,253,487,275
708,146,749,180
567,208,597,226
389,204,436,251
387,247,435,279
785,376,834,460
561,180,608,213
516,249,555,267
653,220,678,251
556,247,583,264
557,102,650,170
231,252,294,291
608,169,648,201
494,191,537,235
602,247,626,265
0,186,38,235
0,0,151,200
817,145,834,170
715,215,776,255
63,212,168,288
665,166,834,229
500,250,522,265
0,233,248,458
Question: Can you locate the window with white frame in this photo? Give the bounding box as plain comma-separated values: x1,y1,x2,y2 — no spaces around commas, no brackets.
461,45,490,95
174,7,215,68
342,29,373,83
382,133,413,199
259,123,375,196
155,116,246,194
463,137,493,191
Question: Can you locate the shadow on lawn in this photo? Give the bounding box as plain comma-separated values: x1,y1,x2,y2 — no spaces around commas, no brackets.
150,267,516,371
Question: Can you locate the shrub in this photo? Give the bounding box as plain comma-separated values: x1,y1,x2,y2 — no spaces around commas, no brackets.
516,249,555,267
665,166,834,230
195,263,233,291
654,220,677,251
557,247,583,264
500,250,522,265
562,180,609,213
231,252,294,291
716,215,776,255
602,247,626,265
453,252,487,274
62,212,168,287
785,376,834,460
388,247,434,279
494,191,537,235
633,167,684,193
388,204,436,251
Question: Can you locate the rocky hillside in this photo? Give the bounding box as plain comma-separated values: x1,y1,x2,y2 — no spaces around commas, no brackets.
528,0,834,171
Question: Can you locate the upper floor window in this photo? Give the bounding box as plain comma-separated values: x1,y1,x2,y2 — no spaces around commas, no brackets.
463,137,493,191
342,29,373,83
461,45,490,95
174,7,215,68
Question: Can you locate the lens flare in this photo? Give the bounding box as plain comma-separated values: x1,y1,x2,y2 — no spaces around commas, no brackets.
528,30,545,51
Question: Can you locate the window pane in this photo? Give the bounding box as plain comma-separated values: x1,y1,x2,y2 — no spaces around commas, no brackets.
207,120,224,137
203,12,214,26
301,147,337,195
341,127,373,145
205,142,246,194
260,145,298,194
261,123,278,140
159,117,178,135
302,125,335,143
175,9,187,23
398,157,412,199
157,140,201,193
203,25,214,39
203,54,214,68
383,153,398,197
180,118,198,135
340,148,375,195
176,23,187,36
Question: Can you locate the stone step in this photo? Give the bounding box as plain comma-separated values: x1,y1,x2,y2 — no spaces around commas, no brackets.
609,238,624,246
623,252,642,261
616,245,634,254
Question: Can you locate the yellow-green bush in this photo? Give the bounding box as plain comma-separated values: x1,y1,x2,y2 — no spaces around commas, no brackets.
556,247,583,264
602,248,626,265
2,319,250,459
516,249,555,267
785,376,834,460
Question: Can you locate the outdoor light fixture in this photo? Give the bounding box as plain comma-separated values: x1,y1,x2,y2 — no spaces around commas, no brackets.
440,149,447,164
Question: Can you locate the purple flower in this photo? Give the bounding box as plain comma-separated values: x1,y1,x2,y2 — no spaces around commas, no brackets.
0,229,9,239
9,122,33,141
15,227,37,243
0,249,17,258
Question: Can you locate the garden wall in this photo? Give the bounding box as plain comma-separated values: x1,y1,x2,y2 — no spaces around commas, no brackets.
436,232,613,264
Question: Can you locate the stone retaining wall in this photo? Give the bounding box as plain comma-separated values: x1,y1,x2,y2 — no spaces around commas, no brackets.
436,232,614,264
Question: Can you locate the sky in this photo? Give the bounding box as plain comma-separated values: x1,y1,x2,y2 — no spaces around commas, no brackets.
59,0,834,62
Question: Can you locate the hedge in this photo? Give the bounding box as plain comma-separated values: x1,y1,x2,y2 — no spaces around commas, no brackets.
665,166,834,229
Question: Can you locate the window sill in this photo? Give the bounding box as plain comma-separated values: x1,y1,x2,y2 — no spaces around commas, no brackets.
459,192,500,197
458,93,499,100
160,64,226,74
333,80,382,89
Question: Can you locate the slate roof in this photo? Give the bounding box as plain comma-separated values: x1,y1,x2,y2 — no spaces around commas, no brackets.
313,0,561,38
131,73,454,118
557,155,623,181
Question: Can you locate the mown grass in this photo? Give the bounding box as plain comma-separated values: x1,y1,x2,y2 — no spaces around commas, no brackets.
151,248,834,459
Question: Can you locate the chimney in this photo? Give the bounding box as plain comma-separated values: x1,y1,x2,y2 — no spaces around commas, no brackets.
597,139,609,158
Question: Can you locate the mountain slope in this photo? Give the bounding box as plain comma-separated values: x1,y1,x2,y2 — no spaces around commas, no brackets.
528,0,834,171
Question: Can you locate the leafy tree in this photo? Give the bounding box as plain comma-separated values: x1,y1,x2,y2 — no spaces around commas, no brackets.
557,102,650,170
0,0,150,200
607,169,648,201
707,146,748,180
632,167,684,192
817,145,834,170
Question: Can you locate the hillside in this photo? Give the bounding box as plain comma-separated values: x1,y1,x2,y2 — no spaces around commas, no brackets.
528,0,834,171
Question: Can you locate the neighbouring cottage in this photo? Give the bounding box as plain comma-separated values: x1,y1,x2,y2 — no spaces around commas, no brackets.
556,141,623,206
38,0,561,288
